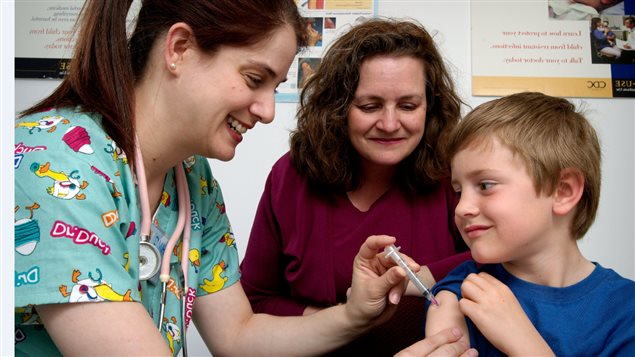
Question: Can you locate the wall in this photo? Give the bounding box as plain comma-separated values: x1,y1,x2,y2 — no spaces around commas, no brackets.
14,1,634,355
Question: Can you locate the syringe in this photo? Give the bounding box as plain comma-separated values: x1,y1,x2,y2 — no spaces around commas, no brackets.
384,244,439,306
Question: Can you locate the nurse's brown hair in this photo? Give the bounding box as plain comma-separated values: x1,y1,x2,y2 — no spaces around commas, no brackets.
21,0,307,165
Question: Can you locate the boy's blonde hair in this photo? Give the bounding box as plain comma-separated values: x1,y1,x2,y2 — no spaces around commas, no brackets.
447,92,601,239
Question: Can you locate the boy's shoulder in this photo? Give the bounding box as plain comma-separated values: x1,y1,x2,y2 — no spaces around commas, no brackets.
450,260,490,276
596,263,635,294
431,261,500,298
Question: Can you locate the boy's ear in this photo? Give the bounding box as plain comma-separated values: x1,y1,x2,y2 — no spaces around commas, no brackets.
553,168,584,216
163,22,196,73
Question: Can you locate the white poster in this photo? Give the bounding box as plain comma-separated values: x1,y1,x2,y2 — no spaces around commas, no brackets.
471,0,635,98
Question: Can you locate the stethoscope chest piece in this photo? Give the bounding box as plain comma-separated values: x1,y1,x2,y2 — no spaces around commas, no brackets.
139,236,161,280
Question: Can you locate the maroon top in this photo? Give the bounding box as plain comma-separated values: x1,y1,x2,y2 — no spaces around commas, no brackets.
240,152,470,355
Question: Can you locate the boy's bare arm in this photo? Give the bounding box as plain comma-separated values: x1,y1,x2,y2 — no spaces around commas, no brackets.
459,272,555,356
425,290,470,348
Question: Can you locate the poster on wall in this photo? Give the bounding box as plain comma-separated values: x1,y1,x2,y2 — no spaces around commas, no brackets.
14,1,84,78
471,0,635,98
14,0,378,102
278,0,378,102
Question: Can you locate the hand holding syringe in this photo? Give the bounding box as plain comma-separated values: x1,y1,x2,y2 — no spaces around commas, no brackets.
384,244,439,306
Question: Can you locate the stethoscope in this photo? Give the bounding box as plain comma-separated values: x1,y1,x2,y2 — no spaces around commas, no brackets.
135,144,191,356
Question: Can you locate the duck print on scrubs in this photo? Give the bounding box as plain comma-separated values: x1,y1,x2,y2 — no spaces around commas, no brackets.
14,107,241,356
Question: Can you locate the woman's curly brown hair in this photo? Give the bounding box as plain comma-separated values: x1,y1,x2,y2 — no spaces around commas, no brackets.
290,17,463,194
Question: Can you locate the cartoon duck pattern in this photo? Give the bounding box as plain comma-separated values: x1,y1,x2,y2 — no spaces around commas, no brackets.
15,108,240,357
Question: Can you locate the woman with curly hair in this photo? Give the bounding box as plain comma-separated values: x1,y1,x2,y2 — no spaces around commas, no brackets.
241,17,472,355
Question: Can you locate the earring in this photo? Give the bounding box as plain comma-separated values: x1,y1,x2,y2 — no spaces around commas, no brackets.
169,63,177,70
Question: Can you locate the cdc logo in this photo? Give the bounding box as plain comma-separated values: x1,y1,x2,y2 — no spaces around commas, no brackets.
586,81,607,89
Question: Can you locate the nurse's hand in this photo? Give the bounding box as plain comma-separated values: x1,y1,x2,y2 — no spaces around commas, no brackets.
395,328,478,357
344,235,417,329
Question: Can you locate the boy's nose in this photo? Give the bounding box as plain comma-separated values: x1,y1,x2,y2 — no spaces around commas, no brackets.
455,193,478,218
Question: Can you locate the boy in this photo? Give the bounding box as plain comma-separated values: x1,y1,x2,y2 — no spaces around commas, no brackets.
426,92,635,356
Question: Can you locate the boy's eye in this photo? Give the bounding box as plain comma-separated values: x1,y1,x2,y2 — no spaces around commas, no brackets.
478,181,495,191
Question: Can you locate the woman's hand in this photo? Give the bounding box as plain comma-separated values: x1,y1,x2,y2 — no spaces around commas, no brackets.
344,235,418,329
395,328,478,357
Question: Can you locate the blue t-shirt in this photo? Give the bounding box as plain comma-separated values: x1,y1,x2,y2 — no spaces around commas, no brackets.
431,261,635,357
15,108,241,356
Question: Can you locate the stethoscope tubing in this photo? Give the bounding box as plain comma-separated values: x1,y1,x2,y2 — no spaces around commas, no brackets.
135,143,191,355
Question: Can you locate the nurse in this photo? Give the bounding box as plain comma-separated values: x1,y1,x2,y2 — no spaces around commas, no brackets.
14,1,414,355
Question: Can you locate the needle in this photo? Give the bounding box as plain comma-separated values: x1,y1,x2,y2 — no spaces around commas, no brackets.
384,244,439,306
